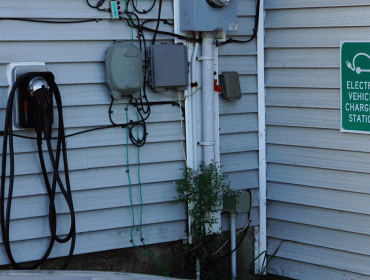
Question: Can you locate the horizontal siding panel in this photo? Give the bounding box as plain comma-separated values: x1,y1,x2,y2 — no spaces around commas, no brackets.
0,220,186,266
267,126,370,152
268,201,370,236
220,132,258,153
265,68,339,88
267,144,370,173
225,169,259,190
219,56,256,74
266,6,370,28
0,121,183,154
7,161,185,198
268,220,370,258
239,75,258,93
265,27,370,48
268,257,366,280
267,163,370,194
268,238,370,278
267,182,370,214
220,93,257,114
265,48,339,68
5,202,185,242
220,151,258,173
0,20,175,41
218,40,256,56
7,185,183,220
0,84,178,108
220,113,258,134
265,0,370,9
2,140,183,176
266,107,339,129
0,0,173,19
266,88,339,109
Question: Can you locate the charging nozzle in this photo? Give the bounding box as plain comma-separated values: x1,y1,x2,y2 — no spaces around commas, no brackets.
28,77,49,97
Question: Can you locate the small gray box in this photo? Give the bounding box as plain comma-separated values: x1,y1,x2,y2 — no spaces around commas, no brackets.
223,191,251,213
180,0,237,32
105,42,143,99
148,44,188,92
220,71,242,100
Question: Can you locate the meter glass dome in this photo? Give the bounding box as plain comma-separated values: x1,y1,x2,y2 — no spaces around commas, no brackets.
207,0,231,8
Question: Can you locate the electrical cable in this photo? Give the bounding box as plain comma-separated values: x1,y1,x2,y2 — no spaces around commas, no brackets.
151,0,162,45
132,0,157,14
1,73,76,270
218,0,260,46
0,18,100,24
86,0,108,11
121,12,200,43
124,0,134,43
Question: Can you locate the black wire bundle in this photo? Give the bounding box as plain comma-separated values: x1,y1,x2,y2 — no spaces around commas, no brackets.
86,0,107,11
132,0,157,14
0,73,76,270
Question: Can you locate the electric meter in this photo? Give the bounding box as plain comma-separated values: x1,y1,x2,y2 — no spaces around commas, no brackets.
180,0,237,32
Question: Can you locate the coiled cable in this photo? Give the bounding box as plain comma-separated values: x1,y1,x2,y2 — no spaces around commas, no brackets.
1,73,76,270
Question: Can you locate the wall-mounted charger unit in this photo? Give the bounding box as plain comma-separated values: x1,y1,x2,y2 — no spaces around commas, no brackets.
180,0,237,31
8,63,52,129
105,42,144,99
147,44,188,92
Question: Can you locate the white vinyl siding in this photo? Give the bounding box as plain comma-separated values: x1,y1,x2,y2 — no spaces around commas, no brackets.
265,1,370,279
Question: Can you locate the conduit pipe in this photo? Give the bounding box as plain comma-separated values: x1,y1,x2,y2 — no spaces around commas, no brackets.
200,32,216,164
256,0,266,274
230,212,237,278
191,38,200,168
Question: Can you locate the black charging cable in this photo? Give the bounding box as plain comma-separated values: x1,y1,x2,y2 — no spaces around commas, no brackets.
1,73,76,270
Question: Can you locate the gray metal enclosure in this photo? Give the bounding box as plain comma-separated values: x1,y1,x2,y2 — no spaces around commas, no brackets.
265,1,370,279
0,0,258,266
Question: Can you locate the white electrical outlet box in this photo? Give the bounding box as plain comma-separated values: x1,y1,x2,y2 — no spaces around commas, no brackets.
7,62,48,130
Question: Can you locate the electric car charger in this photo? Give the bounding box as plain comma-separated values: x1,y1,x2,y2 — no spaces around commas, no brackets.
1,72,76,270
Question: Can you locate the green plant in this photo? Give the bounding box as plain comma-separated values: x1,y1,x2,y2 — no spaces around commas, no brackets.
173,162,239,243
173,162,240,279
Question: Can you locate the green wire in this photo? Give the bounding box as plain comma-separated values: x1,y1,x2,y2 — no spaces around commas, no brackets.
125,100,168,276
124,0,134,44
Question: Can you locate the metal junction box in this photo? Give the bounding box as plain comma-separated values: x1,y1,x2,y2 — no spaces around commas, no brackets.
148,44,188,92
180,0,238,32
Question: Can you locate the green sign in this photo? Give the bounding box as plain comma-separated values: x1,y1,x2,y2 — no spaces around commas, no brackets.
341,42,370,133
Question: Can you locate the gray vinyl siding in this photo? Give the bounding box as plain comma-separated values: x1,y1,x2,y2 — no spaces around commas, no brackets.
0,0,258,265
219,0,260,228
265,1,370,279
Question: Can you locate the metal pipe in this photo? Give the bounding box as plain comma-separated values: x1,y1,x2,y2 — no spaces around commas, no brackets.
191,38,200,168
201,32,215,165
256,0,266,274
230,212,237,278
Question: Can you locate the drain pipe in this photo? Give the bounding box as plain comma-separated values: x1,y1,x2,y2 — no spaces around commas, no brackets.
256,0,266,274
200,32,216,164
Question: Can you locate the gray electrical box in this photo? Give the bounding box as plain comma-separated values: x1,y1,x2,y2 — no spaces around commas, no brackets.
220,71,242,100
180,0,237,32
148,44,188,92
105,42,144,99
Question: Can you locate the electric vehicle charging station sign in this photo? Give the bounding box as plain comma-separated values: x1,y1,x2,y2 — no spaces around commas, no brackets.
341,42,370,133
